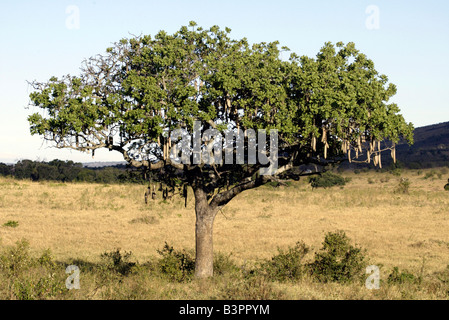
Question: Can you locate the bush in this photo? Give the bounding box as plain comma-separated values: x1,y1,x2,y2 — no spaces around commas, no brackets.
37,249,56,269
262,241,310,282
424,170,436,180
157,243,195,282
213,252,239,276
310,231,367,283
309,172,347,189
387,267,417,285
13,273,66,300
389,162,404,177
0,239,33,277
3,220,19,228
0,241,66,299
101,249,136,276
395,178,411,194
380,176,391,183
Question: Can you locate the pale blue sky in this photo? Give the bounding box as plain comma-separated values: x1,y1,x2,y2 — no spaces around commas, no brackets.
0,0,448,163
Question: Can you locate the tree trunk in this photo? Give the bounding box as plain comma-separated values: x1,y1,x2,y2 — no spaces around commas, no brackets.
193,187,217,278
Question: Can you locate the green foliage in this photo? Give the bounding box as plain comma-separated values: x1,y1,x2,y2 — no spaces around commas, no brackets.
213,252,239,276
37,249,56,269
424,170,437,180
3,239,449,299
387,267,417,285
3,221,19,228
265,181,282,188
0,241,66,300
27,22,413,175
395,178,411,194
0,160,145,184
13,159,82,182
310,231,367,283
0,239,32,277
309,171,347,189
157,243,195,282
101,249,137,276
13,273,66,300
262,241,310,282
0,163,13,176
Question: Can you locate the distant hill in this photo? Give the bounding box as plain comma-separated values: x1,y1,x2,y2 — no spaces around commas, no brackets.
395,121,449,168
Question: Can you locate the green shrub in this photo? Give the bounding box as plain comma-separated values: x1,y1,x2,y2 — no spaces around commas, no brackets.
13,273,66,300
424,171,436,180
101,249,136,276
34,273,66,298
380,176,391,183
0,241,66,300
262,241,310,282
213,252,239,276
395,178,411,194
390,168,402,177
309,172,347,189
387,267,416,285
265,181,281,188
310,231,367,283
3,221,19,228
0,239,33,277
13,278,35,300
37,249,56,269
157,243,195,282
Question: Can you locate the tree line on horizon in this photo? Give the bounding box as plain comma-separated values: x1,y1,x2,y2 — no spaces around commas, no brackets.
0,159,146,184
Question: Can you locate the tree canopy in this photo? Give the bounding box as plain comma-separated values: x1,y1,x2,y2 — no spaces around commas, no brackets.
28,23,413,173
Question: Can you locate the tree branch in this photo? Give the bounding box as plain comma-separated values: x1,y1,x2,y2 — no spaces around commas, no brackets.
209,175,271,209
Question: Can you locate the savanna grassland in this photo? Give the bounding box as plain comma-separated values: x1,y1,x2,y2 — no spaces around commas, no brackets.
1,167,449,300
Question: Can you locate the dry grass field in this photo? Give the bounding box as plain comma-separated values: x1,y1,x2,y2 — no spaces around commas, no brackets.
1,167,449,299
